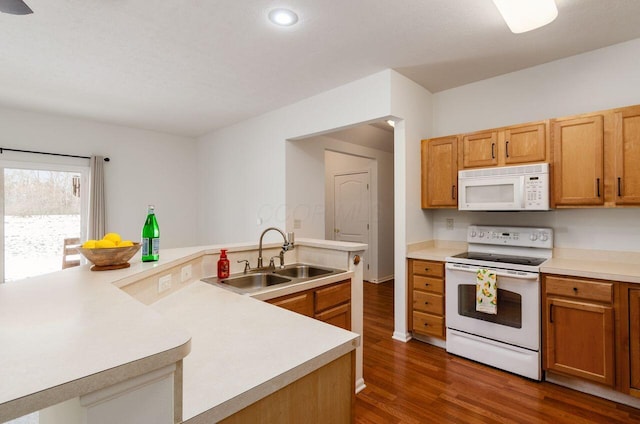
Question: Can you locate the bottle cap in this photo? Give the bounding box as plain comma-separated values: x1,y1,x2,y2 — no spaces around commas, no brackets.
220,249,227,257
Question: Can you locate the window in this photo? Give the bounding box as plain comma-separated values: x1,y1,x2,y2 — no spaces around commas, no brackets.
0,159,88,282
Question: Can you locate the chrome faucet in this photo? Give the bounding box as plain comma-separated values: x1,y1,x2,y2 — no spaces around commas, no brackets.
257,227,295,268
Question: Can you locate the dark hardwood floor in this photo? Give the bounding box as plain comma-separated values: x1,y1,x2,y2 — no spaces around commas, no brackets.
355,281,640,423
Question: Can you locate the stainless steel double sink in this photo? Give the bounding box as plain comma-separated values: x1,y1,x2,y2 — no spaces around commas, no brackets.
201,263,345,294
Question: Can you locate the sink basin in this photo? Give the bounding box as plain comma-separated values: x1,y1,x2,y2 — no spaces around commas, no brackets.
201,263,344,294
274,264,334,279
203,273,291,291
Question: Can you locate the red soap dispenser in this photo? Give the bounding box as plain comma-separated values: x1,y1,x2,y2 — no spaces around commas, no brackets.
217,249,230,278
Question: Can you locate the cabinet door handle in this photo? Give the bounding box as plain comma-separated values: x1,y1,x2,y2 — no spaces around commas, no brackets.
596,178,601,197
505,141,510,158
451,185,456,199
618,177,622,197
491,143,495,159
549,304,554,323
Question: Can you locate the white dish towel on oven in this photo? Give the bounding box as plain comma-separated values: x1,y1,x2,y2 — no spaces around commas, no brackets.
476,268,498,314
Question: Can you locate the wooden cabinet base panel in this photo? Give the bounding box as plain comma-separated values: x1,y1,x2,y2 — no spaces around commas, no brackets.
219,352,354,424
545,371,640,410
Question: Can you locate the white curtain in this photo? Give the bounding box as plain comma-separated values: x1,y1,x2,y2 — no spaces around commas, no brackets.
89,155,106,240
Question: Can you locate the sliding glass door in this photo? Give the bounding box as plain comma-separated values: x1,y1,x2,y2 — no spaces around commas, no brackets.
0,160,88,283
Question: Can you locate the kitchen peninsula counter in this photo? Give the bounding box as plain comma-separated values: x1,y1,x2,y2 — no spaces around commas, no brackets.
0,239,365,423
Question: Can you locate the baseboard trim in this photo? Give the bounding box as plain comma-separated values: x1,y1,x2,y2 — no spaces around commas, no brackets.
367,275,394,284
545,371,640,409
392,331,412,343
355,378,366,394
412,333,446,349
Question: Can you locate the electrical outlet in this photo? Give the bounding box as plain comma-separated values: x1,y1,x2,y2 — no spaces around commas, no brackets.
446,218,454,230
181,264,192,283
294,219,301,229
158,275,172,293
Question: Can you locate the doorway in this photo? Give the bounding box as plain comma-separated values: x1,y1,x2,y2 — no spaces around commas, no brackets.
0,161,88,282
332,171,371,279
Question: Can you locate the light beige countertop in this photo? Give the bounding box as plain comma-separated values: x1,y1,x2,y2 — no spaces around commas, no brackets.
0,239,363,423
406,240,467,262
152,280,360,423
540,248,640,284
0,262,192,422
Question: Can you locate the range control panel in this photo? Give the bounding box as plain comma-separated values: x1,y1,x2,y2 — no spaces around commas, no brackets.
467,225,553,249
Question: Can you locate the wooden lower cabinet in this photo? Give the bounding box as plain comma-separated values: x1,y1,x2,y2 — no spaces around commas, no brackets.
266,279,351,331
267,291,314,317
628,289,640,395
543,275,616,387
220,352,354,424
408,259,445,339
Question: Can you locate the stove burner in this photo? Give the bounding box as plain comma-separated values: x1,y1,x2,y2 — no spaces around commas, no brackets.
451,252,547,267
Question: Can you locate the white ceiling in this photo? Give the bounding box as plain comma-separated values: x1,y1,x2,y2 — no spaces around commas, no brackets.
1,0,640,137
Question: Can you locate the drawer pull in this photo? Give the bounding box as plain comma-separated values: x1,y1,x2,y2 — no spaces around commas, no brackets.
424,323,429,326
424,301,429,305
573,287,578,293
423,283,430,287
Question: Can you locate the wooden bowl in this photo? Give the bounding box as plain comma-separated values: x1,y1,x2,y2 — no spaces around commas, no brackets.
78,243,142,271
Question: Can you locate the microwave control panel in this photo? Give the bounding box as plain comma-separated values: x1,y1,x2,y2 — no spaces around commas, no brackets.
524,174,549,209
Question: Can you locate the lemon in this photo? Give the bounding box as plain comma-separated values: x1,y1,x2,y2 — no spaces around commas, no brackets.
103,232,122,243
119,240,134,247
82,240,97,249
96,239,117,248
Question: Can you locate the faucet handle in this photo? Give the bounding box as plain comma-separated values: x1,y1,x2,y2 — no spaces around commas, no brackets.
237,259,251,273
287,231,295,245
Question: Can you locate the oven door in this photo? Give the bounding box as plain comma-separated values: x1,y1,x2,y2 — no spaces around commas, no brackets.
445,262,540,351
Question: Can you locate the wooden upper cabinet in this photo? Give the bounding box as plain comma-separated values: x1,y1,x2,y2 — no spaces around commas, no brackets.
421,136,458,208
460,122,547,169
460,131,498,168
504,123,547,165
614,106,640,205
551,114,605,206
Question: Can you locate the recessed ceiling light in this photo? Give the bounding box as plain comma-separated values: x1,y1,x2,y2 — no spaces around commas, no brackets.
492,0,558,34
268,8,299,27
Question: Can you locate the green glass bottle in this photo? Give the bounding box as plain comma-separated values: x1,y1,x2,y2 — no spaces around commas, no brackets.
141,205,160,262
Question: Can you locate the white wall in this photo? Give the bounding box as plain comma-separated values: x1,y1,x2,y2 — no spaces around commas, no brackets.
0,107,199,248
197,70,412,245
431,38,640,252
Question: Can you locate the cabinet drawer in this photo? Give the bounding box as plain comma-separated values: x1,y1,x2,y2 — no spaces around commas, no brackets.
267,291,314,317
412,260,444,278
413,291,444,315
545,276,613,303
315,303,351,331
412,311,444,338
315,280,351,313
413,275,444,294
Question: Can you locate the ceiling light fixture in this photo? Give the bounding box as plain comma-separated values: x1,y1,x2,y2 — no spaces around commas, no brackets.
268,8,299,27
492,0,558,34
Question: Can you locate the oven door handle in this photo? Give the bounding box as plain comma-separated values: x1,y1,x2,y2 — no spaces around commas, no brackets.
446,263,539,280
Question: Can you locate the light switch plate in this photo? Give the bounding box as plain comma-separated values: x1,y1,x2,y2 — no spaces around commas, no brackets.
446,218,454,230
158,275,172,293
181,265,192,283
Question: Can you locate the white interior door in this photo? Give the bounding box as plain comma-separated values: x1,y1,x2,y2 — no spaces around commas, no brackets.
334,172,370,279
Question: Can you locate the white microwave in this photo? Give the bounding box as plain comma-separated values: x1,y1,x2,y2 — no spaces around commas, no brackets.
458,163,550,211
